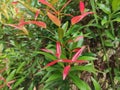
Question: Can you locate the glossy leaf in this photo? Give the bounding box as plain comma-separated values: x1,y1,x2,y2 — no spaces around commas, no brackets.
71,12,93,25
47,12,61,26
79,1,85,14
62,21,68,33
72,46,85,62
78,56,97,61
91,77,101,90
41,48,54,55
70,73,91,90
38,51,56,60
63,65,71,80
58,28,64,41
98,4,111,14
30,21,46,28
56,42,61,59
112,0,120,11
38,0,56,12
74,36,83,42
45,60,59,67
35,10,40,20
71,64,96,74
46,73,61,82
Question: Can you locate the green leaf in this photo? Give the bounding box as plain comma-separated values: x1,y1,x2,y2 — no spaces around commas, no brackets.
91,77,101,90
0,43,3,53
105,30,115,40
62,21,68,33
113,18,120,22
66,25,83,36
78,56,97,61
104,40,113,47
70,73,91,90
37,51,56,60
45,73,62,82
6,70,16,81
58,28,64,40
13,77,25,89
71,64,96,74
112,0,120,11
16,62,26,73
98,4,111,14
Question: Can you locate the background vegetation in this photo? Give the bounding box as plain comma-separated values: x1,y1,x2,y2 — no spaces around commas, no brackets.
0,0,120,90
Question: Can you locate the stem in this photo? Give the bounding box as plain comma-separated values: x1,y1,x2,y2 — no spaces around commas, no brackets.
99,32,115,89
109,14,115,36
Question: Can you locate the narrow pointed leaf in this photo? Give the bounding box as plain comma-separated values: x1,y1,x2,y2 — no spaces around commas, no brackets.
70,74,91,90
30,21,46,28
12,1,18,5
71,12,93,25
79,1,85,14
41,48,54,55
45,60,59,67
72,46,85,62
63,65,71,80
56,42,61,59
35,10,40,20
58,28,64,40
47,12,61,26
39,0,56,12
91,77,101,90
74,36,83,42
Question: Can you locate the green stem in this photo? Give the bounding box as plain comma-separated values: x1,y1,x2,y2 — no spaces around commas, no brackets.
99,30,115,89
109,15,115,36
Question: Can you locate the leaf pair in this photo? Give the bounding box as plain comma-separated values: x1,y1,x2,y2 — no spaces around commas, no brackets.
71,1,93,25
7,19,46,35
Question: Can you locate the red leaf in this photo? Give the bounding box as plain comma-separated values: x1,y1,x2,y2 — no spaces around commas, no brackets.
74,36,83,42
63,65,71,80
47,12,61,26
59,59,72,63
72,48,81,52
72,46,85,62
6,80,15,89
45,60,59,67
18,19,29,27
38,0,56,12
41,48,54,55
12,1,18,5
79,1,85,14
35,10,40,20
30,21,46,28
56,42,61,59
71,12,93,25
75,60,88,63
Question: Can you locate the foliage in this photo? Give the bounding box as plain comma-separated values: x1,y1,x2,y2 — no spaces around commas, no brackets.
0,0,120,90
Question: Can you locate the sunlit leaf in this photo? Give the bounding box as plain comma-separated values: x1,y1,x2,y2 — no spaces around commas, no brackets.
79,1,85,14
63,65,71,80
56,42,61,59
47,12,61,26
41,48,54,55
39,0,56,12
72,46,85,62
91,77,101,90
71,12,93,25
